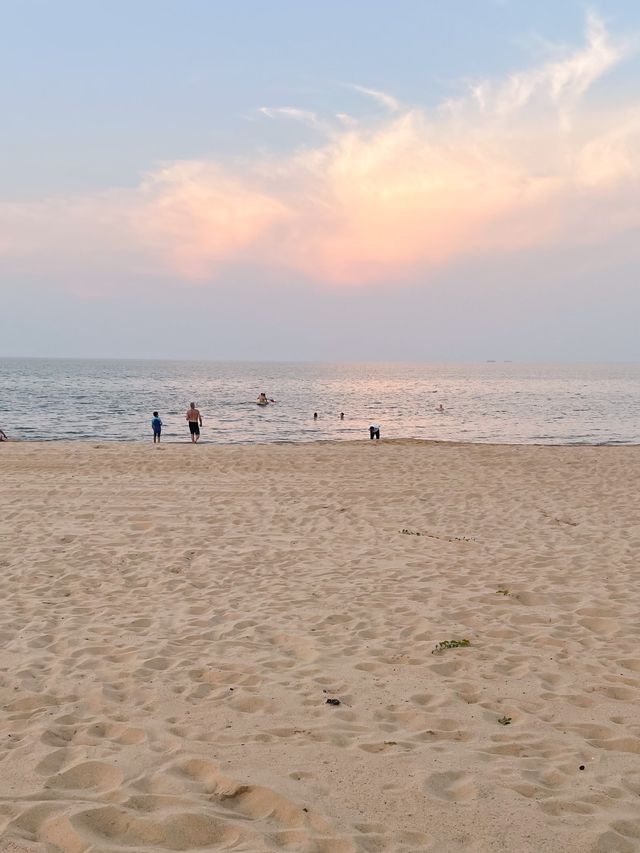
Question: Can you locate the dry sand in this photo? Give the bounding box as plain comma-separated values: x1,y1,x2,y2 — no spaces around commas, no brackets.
1,440,639,853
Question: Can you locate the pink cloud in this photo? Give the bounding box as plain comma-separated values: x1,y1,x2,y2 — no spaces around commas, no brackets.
133,162,289,279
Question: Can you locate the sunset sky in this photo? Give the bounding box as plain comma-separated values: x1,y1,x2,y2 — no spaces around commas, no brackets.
2,0,639,360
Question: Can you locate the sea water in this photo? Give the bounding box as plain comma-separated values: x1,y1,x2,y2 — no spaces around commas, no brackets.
0,359,638,444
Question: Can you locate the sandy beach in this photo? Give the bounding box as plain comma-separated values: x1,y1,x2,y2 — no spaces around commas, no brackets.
1,439,639,852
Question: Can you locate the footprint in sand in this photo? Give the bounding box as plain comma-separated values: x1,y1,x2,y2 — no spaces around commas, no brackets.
425,770,477,801
45,760,124,792
594,830,638,853
588,737,640,754
71,806,243,850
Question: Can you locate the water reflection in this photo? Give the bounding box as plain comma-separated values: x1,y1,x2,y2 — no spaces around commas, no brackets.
0,359,638,444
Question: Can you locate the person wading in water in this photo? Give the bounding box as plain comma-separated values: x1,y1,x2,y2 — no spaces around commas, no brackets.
186,403,203,443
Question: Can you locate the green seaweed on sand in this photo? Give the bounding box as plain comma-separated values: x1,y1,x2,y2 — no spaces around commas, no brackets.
432,639,471,654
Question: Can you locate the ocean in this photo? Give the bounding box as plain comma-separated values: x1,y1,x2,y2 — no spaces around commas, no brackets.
0,358,638,445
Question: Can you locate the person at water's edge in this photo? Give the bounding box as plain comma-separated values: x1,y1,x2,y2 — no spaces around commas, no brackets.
186,403,203,443
151,411,162,444
369,424,380,440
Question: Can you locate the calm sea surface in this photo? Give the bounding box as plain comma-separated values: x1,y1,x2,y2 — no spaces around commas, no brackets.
0,359,638,445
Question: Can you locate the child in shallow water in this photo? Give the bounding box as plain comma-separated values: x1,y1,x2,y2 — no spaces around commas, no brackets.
151,411,162,443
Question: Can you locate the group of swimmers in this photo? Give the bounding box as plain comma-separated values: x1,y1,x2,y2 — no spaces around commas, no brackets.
149,397,448,443
149,400,382,443
313,412,345,420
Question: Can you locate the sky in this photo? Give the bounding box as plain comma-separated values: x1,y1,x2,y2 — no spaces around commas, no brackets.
1,0,640,361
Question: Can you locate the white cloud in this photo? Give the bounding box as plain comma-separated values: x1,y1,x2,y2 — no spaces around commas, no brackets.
464,11,626,121
349,84,402,113
258,106,325,130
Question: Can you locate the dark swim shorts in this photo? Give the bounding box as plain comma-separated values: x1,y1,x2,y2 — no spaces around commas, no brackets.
153,427,162,435
189,421,200,435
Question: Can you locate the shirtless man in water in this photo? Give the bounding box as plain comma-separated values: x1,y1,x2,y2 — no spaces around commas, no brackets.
185,403,203,443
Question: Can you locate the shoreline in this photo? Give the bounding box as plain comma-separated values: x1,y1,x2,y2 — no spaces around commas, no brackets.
2,436,639,448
